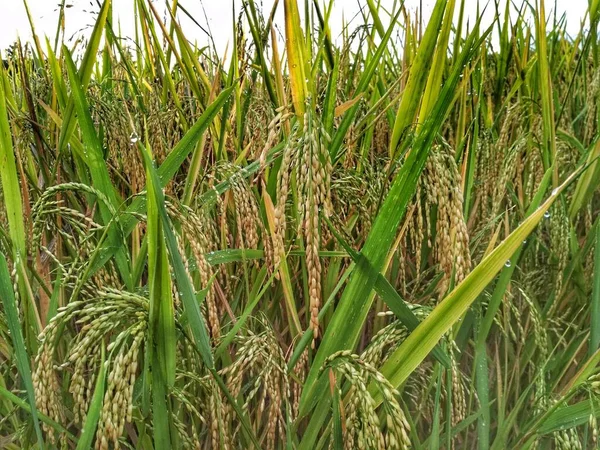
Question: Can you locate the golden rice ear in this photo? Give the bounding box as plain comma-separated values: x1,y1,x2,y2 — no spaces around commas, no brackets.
321,351,411,450
408,145,471,298
273,105,333,341
33,288,149,447
219,318,291,449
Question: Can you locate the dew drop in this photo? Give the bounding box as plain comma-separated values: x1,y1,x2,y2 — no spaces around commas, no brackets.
522,239,527,244
551,188,559,196
544,211,551,219
505,260,511,267
130,132,139,144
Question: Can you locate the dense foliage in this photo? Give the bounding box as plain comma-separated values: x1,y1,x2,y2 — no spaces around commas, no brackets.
1,0,600,448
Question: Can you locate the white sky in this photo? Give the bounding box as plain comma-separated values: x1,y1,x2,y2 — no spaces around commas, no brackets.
0,0,591,56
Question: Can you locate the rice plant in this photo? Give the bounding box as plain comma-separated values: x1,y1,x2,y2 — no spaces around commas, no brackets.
1,0,600,448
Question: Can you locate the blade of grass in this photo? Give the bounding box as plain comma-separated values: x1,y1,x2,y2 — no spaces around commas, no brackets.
538,398,600,435
57,0,111,154
389,0,447,158
535,0,558,185
0,62,41,342
64,48,132,289
590,221,600,357
0,253,44,447
75,345,107,450
284,0,308,120
137,143,213,369
144,141,176,389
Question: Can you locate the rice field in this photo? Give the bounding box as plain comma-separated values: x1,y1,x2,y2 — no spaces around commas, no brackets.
1,0,600,448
